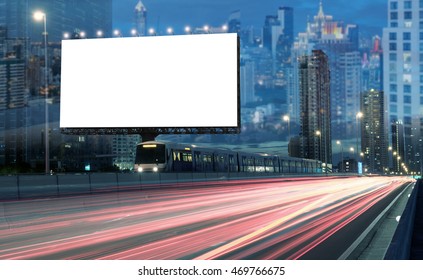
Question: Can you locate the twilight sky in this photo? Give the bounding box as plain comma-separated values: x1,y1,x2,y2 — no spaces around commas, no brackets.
112,0,387,36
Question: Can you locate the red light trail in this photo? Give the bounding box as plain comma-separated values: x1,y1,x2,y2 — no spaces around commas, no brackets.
0,176,413,259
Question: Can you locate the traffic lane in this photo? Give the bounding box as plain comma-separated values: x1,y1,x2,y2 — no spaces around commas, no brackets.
0,176,413,259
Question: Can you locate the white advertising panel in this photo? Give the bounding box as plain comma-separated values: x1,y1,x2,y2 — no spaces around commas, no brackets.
60,33,239,130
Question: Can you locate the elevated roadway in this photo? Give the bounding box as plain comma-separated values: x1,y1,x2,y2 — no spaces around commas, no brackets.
0,176,415,260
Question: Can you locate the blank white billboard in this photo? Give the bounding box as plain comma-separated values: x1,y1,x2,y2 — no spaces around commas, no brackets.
60,33,239,130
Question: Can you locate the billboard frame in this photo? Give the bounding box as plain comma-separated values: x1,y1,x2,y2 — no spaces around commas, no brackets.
60,35,240,135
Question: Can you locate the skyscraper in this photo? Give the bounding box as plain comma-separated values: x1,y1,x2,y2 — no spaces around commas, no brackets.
361,89,388,173
293,1,361,142
263,7,293,61
0,0,112,42
299,50,331,165
0,57,26,165
383,0,422,172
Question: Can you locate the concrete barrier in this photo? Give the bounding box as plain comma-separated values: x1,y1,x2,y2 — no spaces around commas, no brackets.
0,176,19,200
117,173,141,189
159,173,178,185
89,173,119,193
57,174,91,196
19,175,58,199
140,173,160,187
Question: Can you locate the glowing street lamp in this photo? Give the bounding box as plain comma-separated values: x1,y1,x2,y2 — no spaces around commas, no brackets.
33,10,50,174
113,29,121,37
148,28,156,36
166,27,174,35
131,29,138,36
185,26,192,34
96,30,103,37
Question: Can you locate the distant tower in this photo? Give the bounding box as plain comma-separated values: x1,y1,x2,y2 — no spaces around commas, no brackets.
361,89,387,173
134,0,147,36
299,50,331,165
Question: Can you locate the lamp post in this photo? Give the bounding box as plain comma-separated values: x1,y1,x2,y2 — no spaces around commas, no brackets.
336,140,344,172
34,11,49,174
316,130,322,167
283,115,290,142
356,112,363,162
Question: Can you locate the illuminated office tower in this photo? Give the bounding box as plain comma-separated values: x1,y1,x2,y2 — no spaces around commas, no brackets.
112,135,140,171
299,50,332,165
240,59,255,106
360,89,387,173
293,1,360,141
0,57,26,165
383,0,422,172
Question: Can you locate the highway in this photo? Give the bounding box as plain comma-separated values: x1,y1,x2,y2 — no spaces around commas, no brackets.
0,176,413,260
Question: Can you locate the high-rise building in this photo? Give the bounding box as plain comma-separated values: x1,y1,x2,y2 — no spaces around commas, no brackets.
0,57,26,165
134,0,147,36
383,0,422,173
263,7,293,61
240,59,255,106
299,50,331,165
112,135,140,171
293,1,361,143
228,10,241,35
0,0,112,42
361,89,388,173
362,36,384,92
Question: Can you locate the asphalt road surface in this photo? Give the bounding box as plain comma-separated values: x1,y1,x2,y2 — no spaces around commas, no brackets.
0,176,413,260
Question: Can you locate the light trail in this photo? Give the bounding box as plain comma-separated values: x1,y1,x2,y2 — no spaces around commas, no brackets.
0,176,413,259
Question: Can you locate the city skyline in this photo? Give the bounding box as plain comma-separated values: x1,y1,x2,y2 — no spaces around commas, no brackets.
113,0,388,36
0,0,420,175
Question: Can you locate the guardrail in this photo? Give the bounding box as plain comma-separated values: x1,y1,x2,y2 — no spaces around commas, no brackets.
0,172,333,201
384,179,420,259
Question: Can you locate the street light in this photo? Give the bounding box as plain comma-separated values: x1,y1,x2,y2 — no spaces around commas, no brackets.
337,140,344,173
131,29,138,36
113,29,121,37
167,27,174,35
96,30,104,37
148,28,156,36
283,115,290,142
316,130,322,163
356,112,363,161
185,26,192,34
33,10,50,174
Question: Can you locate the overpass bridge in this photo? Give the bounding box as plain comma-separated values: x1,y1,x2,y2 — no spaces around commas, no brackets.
0,173,420,260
